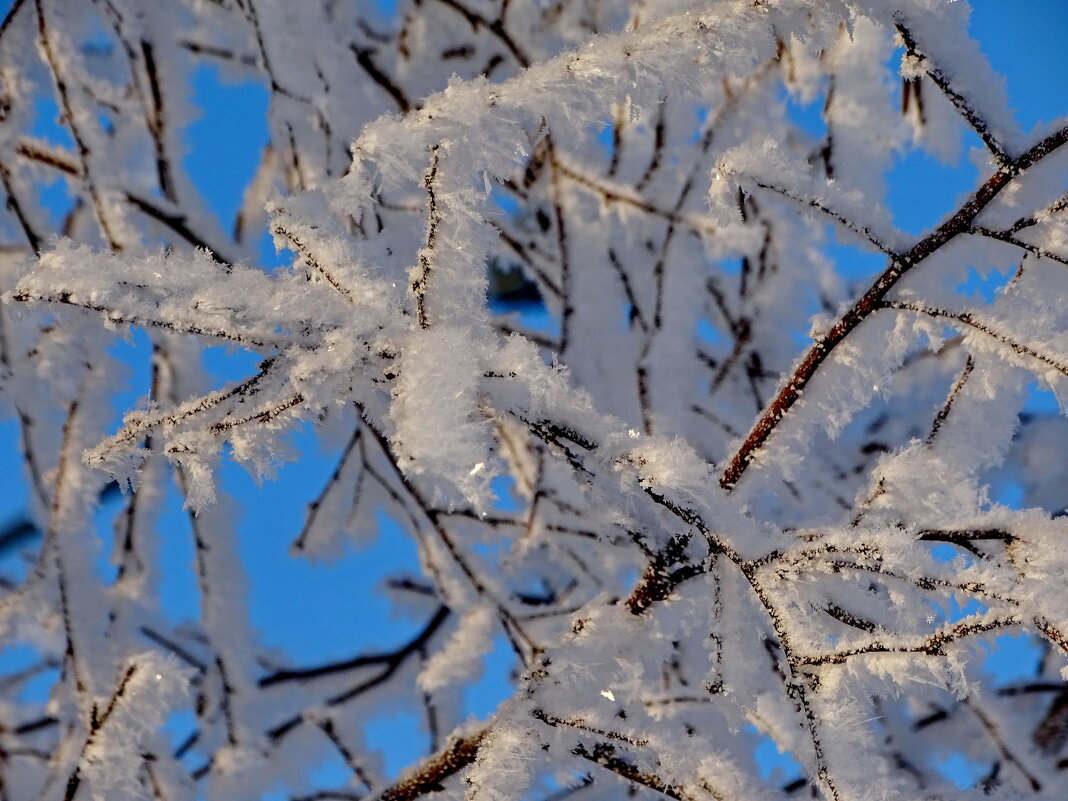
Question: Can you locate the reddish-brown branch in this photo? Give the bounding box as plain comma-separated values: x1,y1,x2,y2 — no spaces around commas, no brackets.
719,122,1068,490
375,728,487,801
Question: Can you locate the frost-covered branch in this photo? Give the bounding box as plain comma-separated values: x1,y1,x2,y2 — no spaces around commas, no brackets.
720,120,1068,489
1,1,1068,800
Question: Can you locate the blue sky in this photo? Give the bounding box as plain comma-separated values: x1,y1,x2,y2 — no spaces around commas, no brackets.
1,0,1067,795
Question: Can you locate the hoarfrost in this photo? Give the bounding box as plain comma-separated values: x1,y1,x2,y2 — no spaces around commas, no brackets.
0,1,1066,800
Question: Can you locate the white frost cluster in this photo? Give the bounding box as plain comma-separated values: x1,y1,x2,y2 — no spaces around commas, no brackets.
80,654,193,801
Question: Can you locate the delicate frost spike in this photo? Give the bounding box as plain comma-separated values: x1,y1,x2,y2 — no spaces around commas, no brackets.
164,431,221,513
463,723,540,801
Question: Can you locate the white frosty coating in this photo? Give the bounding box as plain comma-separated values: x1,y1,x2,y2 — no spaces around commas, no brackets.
711,137,907,253
392,327,495,506
0,0,1067,800
78,653,194,801
463,723,541,801
418,605,494,693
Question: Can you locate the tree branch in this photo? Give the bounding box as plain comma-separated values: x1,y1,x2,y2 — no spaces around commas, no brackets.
720,121,1068,490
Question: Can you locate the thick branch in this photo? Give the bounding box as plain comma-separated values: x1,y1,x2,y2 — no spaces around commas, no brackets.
720,122,1068,489
374,728,487,801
